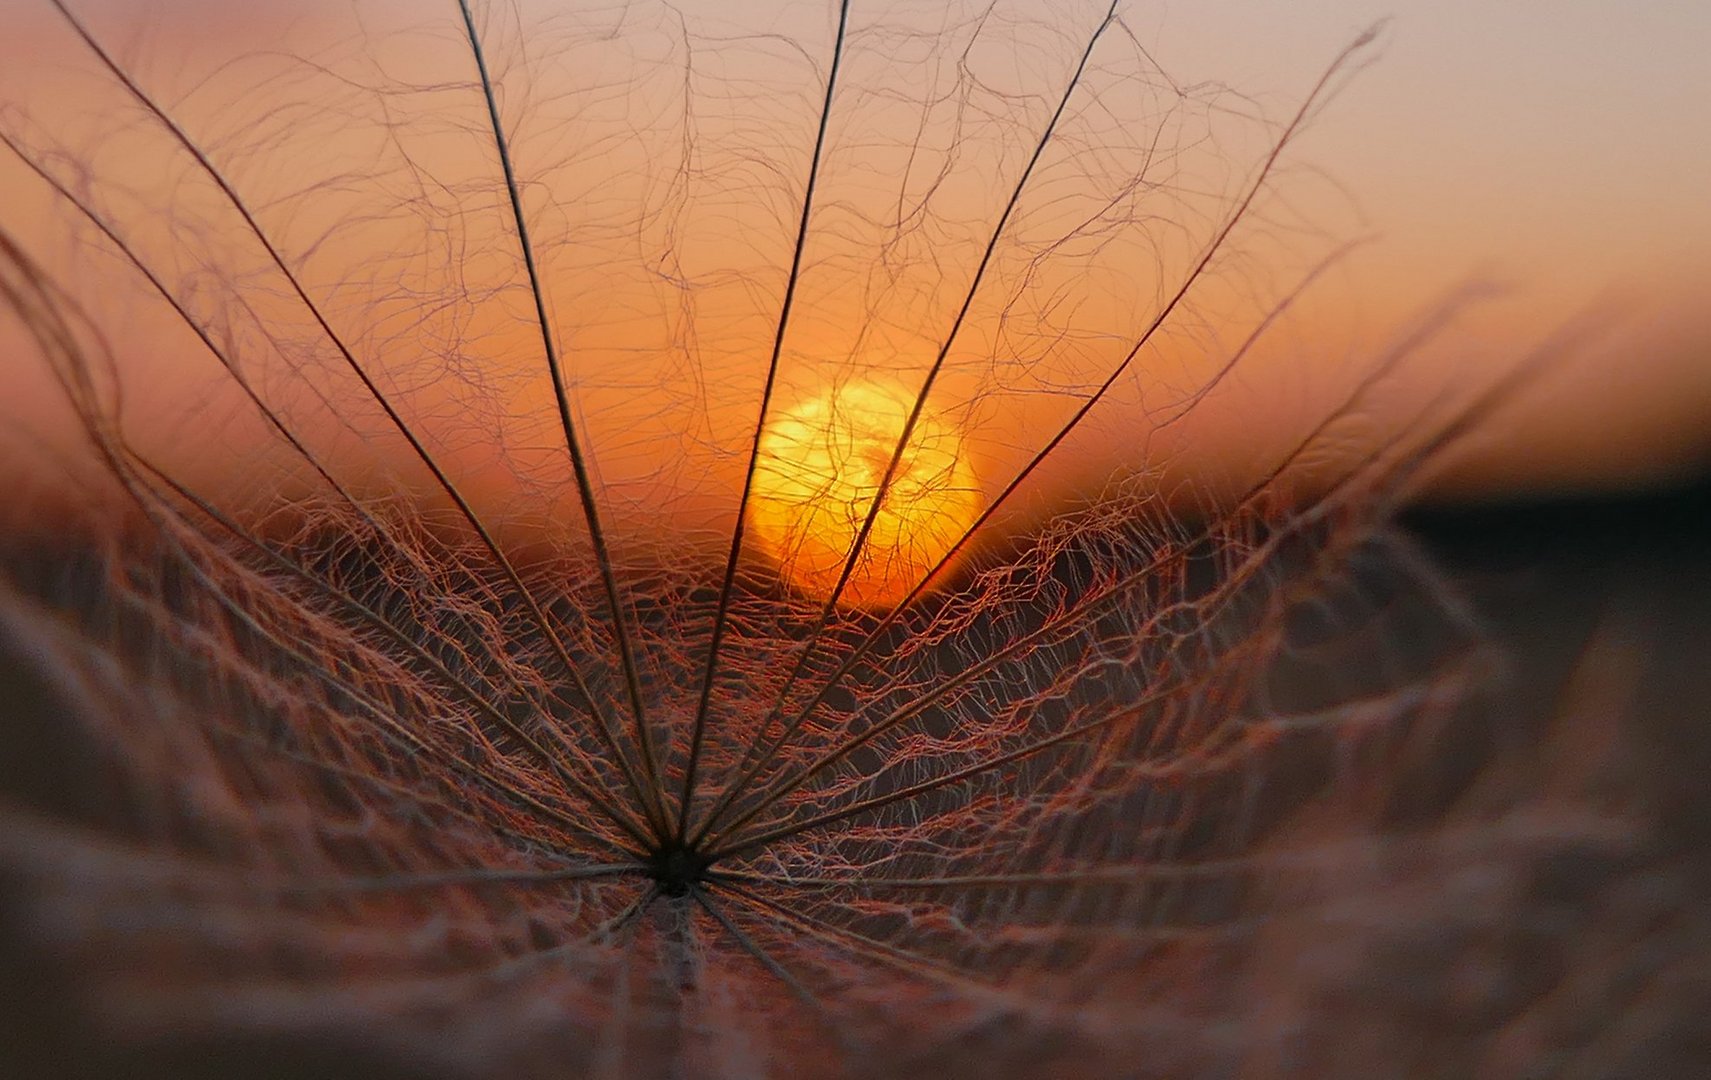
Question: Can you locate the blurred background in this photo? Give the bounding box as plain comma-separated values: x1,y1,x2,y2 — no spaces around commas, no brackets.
0,0,1707,533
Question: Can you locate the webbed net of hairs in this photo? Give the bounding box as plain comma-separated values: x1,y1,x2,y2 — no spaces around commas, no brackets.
1,2,1704,1078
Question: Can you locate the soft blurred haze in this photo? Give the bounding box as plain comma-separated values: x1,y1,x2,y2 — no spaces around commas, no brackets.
1,0,1707,531
1151,0,1711,498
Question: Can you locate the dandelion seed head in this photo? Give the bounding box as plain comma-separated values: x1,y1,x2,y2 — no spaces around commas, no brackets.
2,1,1701,1078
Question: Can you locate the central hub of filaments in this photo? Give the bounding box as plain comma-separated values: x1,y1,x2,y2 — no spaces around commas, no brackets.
646,844,711,899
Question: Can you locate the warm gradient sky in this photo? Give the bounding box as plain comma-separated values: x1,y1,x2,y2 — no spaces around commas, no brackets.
1156,0,1711,498
1,0,1707,538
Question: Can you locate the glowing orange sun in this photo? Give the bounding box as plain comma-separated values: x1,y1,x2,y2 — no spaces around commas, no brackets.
749,378,982,608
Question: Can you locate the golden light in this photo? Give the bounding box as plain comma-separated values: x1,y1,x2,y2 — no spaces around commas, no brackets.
749,378,983,608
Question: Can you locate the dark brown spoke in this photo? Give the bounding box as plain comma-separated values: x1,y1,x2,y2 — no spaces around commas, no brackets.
690,20,1381,850
455,0,669,839
48,0,665,838
674,0,854,844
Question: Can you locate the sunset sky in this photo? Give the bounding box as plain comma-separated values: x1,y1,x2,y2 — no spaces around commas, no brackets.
1,0,1707,538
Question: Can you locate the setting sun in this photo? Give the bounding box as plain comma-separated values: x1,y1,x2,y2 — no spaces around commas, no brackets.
748,378,982,608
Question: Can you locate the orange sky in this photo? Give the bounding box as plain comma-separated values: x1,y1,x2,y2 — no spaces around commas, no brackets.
1,0,1707,545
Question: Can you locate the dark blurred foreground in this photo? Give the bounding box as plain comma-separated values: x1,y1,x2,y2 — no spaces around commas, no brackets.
1,477,1707,1078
